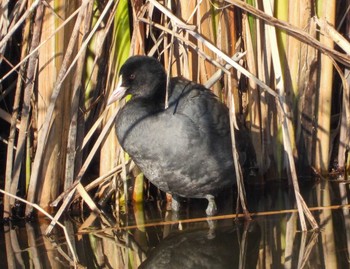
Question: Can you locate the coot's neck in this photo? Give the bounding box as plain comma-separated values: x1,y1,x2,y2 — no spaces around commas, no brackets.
116,82,166,144
134,80,167,110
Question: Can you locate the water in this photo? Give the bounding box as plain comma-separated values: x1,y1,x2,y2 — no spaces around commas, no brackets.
1,180,350,268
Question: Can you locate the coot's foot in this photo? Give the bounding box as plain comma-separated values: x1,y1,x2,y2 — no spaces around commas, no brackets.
171,195,181,212
205,195,217,216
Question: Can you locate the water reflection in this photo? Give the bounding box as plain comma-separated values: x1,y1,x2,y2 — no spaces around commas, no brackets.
1,181,350,268
139,221,261,269
0,220,75,268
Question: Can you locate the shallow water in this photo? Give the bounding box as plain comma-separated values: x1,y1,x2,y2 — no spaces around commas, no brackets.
1,180,350,268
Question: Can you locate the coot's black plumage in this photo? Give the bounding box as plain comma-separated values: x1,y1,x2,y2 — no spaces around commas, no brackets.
108,56,251,215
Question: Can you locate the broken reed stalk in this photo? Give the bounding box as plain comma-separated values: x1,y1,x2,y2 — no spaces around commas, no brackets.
45,108,118,235
340,71,350,172
224,0,350,67
229,0,349,174
297,231,319,269
0,0,41,51
0,189,78,265
343,7,350,174
72,164,125,201
141,17,242,80
79,200,350,233
50,0,126,220
0,5,82,84
332,60,350,173
35,1,73,212
25,1,89,215
314,17,350,172
3,6,32,219
262,0,316,230
6,3,44,218
228,76,250,219
65,2,94,190
26,0,113,216
244,7,265,176
100,0,132,210
315,1,336,173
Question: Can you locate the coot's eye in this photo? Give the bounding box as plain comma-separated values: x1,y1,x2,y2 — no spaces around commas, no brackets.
129,74,135,80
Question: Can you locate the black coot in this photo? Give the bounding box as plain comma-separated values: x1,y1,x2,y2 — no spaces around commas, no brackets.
108,56,252,215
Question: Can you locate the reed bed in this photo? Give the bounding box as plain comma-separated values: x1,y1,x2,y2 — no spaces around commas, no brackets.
1,181,350,268
1,0,350,235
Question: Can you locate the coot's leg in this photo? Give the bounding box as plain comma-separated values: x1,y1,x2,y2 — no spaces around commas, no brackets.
206,219,217,239
171,194,181,211
205,195,218,216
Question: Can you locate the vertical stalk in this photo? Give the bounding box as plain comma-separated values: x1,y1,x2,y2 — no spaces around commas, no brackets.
316,181,338,267
315,0,336,173
9,3,44,210
295,0,316,174
3,5,31,218
101,0,131,202
274,0,290,176
244,8,264,175
199,0,218,92
263,0,317,230
338,0,350,171
26,1,84,215
256,0,272,176
65,1,93,190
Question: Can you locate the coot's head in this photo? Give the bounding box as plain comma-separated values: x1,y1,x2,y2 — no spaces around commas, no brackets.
107,56,166,105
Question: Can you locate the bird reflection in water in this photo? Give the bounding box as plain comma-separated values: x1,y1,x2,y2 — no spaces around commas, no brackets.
139,220,261,269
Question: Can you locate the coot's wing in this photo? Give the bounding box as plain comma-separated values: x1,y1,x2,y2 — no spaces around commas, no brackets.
168,77,231,138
